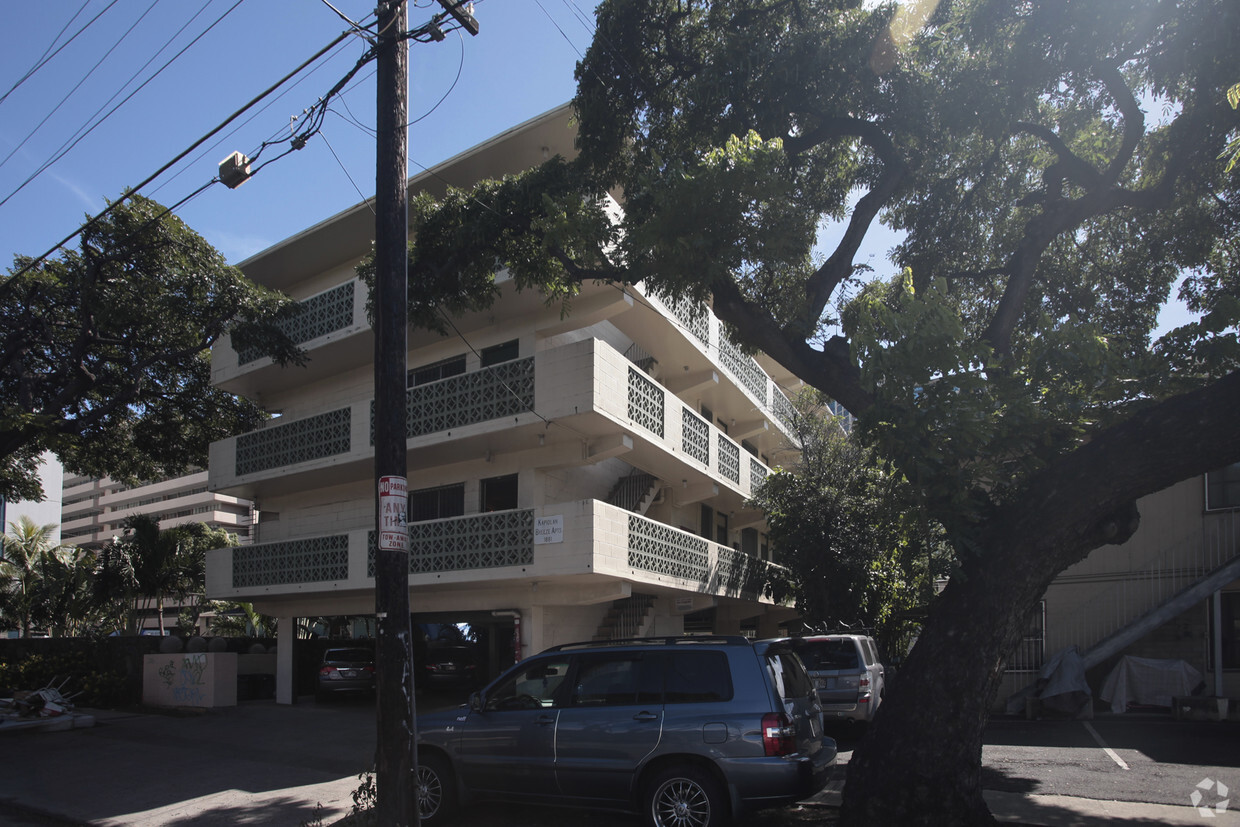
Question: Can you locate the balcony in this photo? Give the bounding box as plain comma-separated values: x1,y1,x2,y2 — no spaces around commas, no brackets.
209,339,775,511
205,500,778,607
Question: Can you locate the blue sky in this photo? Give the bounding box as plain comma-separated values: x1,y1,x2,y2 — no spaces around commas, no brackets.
0,0,601,267
0,0,1190,334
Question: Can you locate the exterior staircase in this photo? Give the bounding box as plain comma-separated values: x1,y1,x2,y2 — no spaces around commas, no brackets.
593,593,657,641
605,470,661,515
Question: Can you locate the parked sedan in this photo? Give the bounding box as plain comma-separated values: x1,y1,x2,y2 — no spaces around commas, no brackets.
316,647,375,700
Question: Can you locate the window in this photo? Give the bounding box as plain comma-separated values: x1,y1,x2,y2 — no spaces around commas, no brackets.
481,339,519,367
409,483,464,522
408,354,465,387
1007,601,1046,672
572,654,660,706
1206,463,1240,511
481,474,518,512
715,511,729,546
766,651,814,702
741,527,758,557
485,657,571,710
663,652,733,703
1209,592,1240,670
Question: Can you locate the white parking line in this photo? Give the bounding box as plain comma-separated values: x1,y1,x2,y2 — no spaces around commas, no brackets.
1083,721,1130,770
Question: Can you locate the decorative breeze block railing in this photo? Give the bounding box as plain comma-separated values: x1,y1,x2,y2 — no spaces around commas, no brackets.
657,290,709,344
628,514,710,582
235,408,352,476
713,546,766,598
365,509,536,576
717,331,769,405
238,281,356,365
682,409,710,465
628,366,665,437
750,457,768,491
399,357,534,440
772,388,796,434
718,435,740,483
232,535,349,588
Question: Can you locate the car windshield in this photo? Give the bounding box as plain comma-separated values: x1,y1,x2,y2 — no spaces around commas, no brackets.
800,640,859,670
325,649,372,662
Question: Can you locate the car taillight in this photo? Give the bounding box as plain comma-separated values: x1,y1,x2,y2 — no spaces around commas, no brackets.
320,666,336,676
363,666,375,674
762,712,796,757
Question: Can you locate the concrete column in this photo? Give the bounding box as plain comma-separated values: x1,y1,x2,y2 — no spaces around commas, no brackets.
276,615,296,705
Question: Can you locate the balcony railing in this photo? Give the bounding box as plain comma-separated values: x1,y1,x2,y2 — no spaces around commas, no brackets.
237,281,357,365
214,502,776,602
365,509,537,576
223,342,774,500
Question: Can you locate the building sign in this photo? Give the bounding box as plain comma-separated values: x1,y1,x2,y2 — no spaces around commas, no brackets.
378,475,408,552
534,515,563,545
675,596,694,613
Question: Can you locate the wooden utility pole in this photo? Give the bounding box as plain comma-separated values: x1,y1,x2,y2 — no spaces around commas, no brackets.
373,0,415,823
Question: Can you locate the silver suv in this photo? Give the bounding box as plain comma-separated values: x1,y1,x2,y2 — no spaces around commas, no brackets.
782,635,886,725
412,636,836,826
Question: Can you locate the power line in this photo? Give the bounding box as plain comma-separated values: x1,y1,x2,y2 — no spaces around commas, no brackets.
0,0,162,175
0,0,120,109
1,26,356,292
0,0,247,210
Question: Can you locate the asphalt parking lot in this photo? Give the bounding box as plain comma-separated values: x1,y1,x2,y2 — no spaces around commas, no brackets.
0,698,1236,826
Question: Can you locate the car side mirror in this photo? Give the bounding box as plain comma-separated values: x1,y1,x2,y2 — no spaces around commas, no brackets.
469,691,484,713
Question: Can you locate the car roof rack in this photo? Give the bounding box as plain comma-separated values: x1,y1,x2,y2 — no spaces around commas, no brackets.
544,635,752,652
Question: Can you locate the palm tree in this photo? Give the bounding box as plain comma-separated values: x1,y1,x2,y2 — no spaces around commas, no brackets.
0,516,60,636
96,516,233,635
39,545,106,637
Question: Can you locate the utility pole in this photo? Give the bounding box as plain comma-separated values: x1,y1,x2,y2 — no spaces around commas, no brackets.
373,0,414,823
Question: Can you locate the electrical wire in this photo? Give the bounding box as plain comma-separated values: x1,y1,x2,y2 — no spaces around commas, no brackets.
14,0,218,199
0,0,247,210
0,0,120,109
1,25,356,292
0,0,162,175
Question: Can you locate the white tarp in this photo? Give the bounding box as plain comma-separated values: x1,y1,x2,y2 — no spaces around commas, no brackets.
1099,655,1204,714
1005,645,1091,716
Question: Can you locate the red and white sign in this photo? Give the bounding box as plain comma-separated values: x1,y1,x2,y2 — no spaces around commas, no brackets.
378,475,408,552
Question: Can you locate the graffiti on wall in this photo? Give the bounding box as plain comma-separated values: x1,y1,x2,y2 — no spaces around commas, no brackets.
156,653,209,705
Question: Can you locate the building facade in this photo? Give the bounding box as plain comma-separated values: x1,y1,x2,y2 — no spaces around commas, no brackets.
60,470,254,551
204,105,801,703
999,464,1240,710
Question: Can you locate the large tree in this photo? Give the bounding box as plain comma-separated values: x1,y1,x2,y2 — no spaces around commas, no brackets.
398,0,1240,821
0,195,305,503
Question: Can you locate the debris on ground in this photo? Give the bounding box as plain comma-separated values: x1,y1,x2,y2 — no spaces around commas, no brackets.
0,677,96,732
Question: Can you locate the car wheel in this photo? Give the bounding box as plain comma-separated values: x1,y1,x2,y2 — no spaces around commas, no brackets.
414,752,457,825
643,764,726,827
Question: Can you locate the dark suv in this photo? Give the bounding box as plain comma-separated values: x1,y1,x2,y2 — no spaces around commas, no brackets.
412,636,835,826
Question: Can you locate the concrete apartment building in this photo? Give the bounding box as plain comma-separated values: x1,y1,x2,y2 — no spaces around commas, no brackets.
204,105,801,703
60,470,254,551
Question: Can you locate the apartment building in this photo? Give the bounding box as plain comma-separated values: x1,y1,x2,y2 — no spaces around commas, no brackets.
203,105,802,703
999,464,1240,710
61,470,254,551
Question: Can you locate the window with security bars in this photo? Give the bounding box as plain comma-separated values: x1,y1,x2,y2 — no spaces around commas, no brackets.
1206,463,1240,511
1007,601,1046,672
409,483,465,522
408,355,465,387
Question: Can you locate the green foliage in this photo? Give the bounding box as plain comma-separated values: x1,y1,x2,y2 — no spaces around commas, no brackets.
94,515,228,635
0,195,306,502
751,391,950,654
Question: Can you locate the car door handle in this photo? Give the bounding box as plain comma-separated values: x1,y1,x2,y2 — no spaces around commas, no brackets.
536,714,556,726
633,711,660,722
